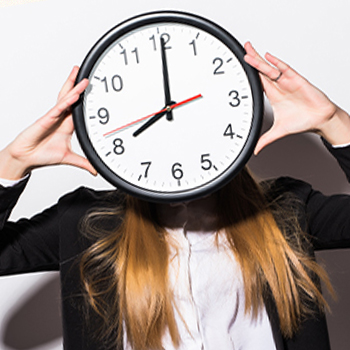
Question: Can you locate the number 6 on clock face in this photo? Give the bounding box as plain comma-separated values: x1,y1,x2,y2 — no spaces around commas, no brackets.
73,11,263,203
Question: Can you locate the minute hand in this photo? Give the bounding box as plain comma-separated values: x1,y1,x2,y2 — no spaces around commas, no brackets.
102,94,203,138
133,94,203,137
161,37,174,121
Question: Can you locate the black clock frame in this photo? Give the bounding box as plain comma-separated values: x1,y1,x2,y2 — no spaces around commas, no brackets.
73,10,264,203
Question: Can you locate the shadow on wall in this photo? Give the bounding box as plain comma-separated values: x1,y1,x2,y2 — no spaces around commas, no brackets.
3,274,62,349
248,114,349,195
2,115,350,350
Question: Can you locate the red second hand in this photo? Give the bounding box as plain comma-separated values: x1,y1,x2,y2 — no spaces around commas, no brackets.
103,93,203,137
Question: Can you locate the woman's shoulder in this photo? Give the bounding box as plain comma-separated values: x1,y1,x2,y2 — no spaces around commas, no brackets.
57,186,124,209
260,176,314,205
56,186,125,262
56,185,125,234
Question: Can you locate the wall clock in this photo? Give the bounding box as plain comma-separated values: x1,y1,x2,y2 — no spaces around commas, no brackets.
73,11,263,203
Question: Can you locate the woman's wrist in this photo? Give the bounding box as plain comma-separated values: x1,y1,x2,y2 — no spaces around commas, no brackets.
0,147,31,181
316,106,350,147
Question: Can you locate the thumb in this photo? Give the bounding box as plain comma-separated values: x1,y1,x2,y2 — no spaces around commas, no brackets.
64,153,98,176
254,125,286,155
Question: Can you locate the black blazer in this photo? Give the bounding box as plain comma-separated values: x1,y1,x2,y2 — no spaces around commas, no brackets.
1,141,350,350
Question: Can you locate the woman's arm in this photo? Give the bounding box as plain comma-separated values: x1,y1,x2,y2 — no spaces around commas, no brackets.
245,43,350,248
244,42,350,154
0,66,96,180
0,67,98,275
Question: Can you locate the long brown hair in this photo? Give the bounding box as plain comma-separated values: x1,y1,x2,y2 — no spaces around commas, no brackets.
80,167,333,349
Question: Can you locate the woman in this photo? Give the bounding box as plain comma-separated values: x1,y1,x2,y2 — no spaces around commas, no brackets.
1,42,350,350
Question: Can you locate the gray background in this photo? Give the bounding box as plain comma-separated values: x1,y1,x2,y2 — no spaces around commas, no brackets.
0,0,349,349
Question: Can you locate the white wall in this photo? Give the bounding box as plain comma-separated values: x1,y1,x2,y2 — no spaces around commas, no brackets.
0,0,350,349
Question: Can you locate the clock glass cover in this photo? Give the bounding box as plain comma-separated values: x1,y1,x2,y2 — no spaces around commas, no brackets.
73,11,263,202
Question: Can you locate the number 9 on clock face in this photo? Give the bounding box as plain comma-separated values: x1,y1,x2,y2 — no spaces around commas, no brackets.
73,11,263,203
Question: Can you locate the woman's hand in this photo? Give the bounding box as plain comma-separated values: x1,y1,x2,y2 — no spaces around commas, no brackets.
244,42,350,154
0,67,97,180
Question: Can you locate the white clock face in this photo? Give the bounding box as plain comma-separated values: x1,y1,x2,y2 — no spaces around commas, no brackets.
77,14,262,202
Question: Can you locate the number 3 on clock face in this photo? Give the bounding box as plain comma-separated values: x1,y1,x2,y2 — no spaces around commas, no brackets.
73,11,263,203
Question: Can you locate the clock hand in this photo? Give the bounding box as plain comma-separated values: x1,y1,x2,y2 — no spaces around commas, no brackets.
133,101,175,137
103,94,203,138
161,37,174,121
133,93,203,137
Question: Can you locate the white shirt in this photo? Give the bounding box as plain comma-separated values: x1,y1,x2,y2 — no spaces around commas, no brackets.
125,201,276,350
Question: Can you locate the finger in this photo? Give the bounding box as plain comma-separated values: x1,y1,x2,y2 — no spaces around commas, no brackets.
254,125,286,155
244,43,290,82
244,51,281,83
58,66,80,101
264,52,294,79
244,43,279,95
64,152,98,176
59,77,89,110
33,78,88,135
46,79,89,121
258,73,276,94
244,42,265,63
